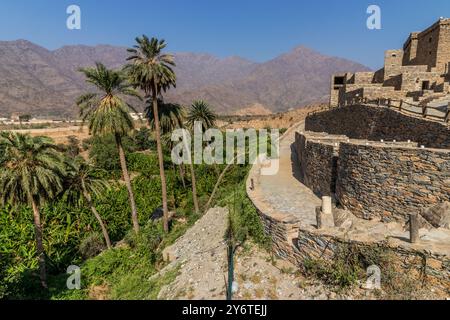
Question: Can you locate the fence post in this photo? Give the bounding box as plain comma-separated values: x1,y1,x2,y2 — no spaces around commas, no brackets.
446,102,450,123
422,106,427,118
315,206,322,229
399,99,403,111
409,213,419,243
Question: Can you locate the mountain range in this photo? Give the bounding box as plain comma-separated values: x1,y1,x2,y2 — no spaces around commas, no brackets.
0,40,370,117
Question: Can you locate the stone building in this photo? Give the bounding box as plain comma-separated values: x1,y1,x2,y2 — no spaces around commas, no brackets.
330,18,450,107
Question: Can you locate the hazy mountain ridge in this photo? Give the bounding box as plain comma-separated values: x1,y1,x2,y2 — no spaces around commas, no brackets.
0,40,370,117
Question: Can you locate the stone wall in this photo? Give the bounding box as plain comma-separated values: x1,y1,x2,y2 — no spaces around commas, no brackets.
247,124,450,292
353,72,376,84
293,229,450,285
305,104,450,148
384,50,404,79
295,132,339,197
336,143,450,222
254,205,450,287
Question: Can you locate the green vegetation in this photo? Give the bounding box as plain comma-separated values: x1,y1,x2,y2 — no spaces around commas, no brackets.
187,100,217,131
0,35,270,300
224,183,270,249
0,133,68,288
303,242,426,298
0,131,257,299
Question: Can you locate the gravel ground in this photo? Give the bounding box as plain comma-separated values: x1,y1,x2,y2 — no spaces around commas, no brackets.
156,207,447,300
157,207,351,300
158,207,229,300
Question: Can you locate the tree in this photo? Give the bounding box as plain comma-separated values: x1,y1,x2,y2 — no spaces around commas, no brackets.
186,101,218,214
146,100,188,192
146,99,184,136
125,36,177,233
133,127,155,151
77,62,141,233
66,135,81,158
0,132,67,288
186,100,217,132
18,114,31,125
65,157,112,249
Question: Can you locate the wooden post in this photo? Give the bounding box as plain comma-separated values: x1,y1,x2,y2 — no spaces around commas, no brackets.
315,206,322,229
422,106,427,118
445,102,450,123
409,213,419,244
399,99,403,111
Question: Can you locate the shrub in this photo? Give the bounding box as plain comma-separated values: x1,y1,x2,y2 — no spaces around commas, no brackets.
226,183,270,248
89,134,137,172
133,127,155,151
79,233,107,260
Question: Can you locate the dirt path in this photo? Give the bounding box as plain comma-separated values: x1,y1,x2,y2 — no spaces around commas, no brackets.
158,207,229,300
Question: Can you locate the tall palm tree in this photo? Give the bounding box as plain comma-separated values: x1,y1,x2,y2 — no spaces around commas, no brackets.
65,157,112,249
145,100,198,210
125,36,176,233
186,101,218,213
146,99,184,136
187,100,217,132
77,62,141,233
0,132,67,288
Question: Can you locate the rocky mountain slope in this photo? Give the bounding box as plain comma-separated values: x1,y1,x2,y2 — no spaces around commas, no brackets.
0,40,370,117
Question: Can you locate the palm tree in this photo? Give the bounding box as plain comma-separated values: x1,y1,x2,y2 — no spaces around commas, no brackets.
187,100,217,132
146,99,184,136
125,36,176,233
186,101,218,214
65,157,112,249
145,100,195,208
77,62,141,233
0,132,67,288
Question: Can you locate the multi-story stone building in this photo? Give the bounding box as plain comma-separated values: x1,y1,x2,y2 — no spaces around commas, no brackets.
330,18,450,107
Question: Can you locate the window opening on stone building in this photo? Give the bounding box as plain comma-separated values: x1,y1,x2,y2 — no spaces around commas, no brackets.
334,76,345,86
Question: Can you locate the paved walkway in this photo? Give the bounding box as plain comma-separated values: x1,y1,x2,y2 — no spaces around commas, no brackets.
249,121,450,256
258,122,319,227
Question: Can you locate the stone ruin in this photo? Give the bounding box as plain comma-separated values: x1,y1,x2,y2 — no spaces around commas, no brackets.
246,22,450,289
331,18,450,110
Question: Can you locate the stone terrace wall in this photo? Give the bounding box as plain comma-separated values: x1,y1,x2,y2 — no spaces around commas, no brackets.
293,229,450,284
294,132,354,197
295,132,338,197
336,143,450,222
247,124,450,291
305,104,450,148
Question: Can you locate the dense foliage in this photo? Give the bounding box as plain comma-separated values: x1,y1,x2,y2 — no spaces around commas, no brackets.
0,36,269,299
0,128,267,299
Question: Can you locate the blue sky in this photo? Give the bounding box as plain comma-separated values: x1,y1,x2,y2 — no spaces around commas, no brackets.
0,0,449,69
